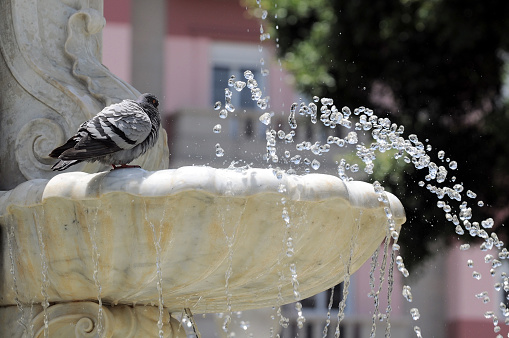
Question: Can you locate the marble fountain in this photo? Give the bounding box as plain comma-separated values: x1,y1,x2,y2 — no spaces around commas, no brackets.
0,0,405,336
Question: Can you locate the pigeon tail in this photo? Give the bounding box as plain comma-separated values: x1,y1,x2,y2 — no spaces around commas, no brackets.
49,137,78,158
51,159,82,171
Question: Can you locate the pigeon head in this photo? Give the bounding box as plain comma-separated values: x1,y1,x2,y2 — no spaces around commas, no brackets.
138,93,159,109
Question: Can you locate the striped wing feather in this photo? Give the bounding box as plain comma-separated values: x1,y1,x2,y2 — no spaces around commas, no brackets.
89,101,152,149
58,100,152,161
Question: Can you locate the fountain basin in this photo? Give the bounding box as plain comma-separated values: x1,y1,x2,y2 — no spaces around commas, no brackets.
0,166,405,313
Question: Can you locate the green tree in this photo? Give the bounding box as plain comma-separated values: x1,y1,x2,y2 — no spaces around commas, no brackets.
249,0,509,269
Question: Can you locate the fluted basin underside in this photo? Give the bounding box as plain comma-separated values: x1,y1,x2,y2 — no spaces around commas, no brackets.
0,166,405,313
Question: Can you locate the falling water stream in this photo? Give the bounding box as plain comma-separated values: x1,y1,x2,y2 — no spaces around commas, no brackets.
144,200,167,338
84,203,104,336
218,179,247,336
34,208,50,338
7,213,33,336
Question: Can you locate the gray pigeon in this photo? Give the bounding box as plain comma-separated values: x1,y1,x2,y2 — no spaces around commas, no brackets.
49,93,161,171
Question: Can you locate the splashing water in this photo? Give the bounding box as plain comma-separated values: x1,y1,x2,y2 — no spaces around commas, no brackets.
210,64,509,337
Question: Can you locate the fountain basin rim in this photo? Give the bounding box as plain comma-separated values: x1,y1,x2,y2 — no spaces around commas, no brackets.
0,166,406,223
36,166,404,216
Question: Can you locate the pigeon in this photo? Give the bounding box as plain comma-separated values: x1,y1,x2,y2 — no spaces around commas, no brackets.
49,93,161,171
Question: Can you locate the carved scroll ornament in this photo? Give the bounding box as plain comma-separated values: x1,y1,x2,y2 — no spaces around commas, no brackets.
0,0,168,188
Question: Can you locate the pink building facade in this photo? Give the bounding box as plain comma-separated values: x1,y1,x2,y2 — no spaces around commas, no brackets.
101,1,508,337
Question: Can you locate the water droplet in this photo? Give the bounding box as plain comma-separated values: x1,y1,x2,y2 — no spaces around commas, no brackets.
449,161,458,170
251,88,263,100
259,112,272,125
410,308,420,320
409,134,419,143
225,101,235,112
247,79,258,89
214,101,221,110
414,326,423,338
228,75,236,86
234,81,246,91
402,285,413,302
455,225,464,235
290,155,301,164
215,143,224,157
482,218,494,229
244,70,254,80
213,124,222,133
460,243,470,251
473,271,482,280
467,259,474,268
466,190,477,198
257,98,268,110
219,109,228,119
311,159,320,170
321,97,333,106
225,88,232,99
288,111,297,129
478,200,484,207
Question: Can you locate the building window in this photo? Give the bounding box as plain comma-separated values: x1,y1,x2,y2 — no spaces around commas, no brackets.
212,66,260,110
213,66,230,108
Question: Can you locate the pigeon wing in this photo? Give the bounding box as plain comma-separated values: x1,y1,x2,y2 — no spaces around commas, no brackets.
58,131,121,161
85,100,152,150
58,100,151,161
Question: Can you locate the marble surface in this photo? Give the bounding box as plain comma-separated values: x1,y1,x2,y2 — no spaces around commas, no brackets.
0,302,186,338
0,0,169,190
0,166,405,314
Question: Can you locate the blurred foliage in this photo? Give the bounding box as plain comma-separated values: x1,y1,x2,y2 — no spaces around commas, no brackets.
246,0,509,270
